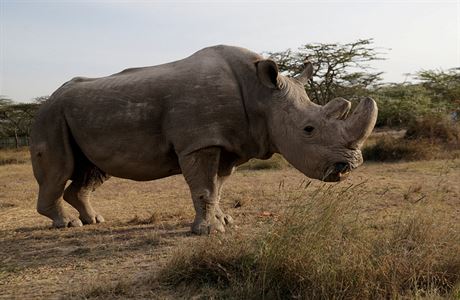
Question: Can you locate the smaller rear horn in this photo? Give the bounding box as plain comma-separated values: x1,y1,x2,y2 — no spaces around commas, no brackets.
345,97,378,149
295,60,314,85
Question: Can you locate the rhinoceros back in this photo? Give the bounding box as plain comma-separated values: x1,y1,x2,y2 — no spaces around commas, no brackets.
33,45,263,181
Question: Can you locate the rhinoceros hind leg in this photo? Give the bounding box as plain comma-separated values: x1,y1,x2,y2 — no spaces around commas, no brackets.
179,147,235,235
32,130,81,228
36,182,83,228
63,164,109,225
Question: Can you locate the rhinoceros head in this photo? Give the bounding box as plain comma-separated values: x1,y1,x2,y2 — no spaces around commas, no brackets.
256,59,378,182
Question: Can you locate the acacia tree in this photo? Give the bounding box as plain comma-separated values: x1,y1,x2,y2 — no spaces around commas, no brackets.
0,96,13,106
414,68,460,105
0,96,13,139
0,102,40,148
266,39,385,105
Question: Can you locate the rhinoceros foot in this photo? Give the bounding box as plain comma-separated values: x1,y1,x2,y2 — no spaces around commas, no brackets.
192,219,225,235
192,207,233,235
215,206,234,226
80,214,105,225
52,218,83,228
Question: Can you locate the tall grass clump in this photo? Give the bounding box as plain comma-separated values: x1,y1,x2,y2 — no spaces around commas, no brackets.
158,183,460,299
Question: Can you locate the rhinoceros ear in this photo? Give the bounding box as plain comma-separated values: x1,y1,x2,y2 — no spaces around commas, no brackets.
256,59,280,89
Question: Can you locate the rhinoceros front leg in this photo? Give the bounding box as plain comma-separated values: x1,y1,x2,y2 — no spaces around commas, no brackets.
179,147,234,234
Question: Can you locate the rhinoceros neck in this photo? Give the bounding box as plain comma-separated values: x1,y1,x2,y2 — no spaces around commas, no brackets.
221,48,278,160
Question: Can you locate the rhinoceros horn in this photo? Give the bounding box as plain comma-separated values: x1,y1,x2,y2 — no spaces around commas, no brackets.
345,97,378,149
295,60,314,85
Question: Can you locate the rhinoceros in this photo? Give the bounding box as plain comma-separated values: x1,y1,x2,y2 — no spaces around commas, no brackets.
30,45,377,234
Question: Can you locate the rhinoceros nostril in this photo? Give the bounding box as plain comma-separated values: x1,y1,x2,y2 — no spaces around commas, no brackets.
334,162,350,173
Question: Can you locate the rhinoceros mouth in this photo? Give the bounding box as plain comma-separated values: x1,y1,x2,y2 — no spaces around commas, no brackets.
322,162,351,182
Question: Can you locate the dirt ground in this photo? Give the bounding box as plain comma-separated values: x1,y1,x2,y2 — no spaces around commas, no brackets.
1,158,459,299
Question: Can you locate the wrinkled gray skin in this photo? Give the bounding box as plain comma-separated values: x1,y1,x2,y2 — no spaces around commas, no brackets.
30,45,377,234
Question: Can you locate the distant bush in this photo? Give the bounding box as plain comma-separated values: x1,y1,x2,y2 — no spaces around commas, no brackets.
405,114,460,143
364,113,460,162
415,68,460,105
373,68,459,129
363,137,438,162
373,84,450,128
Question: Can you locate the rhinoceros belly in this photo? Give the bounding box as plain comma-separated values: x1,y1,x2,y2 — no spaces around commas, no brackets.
64,97,181,181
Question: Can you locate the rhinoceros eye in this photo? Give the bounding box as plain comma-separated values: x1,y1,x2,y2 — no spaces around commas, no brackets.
304,126,315,134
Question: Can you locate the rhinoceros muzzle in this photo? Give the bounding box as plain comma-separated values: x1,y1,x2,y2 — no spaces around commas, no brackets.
323,162,352,182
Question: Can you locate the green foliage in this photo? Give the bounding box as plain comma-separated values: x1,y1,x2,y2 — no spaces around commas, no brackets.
267,39,385,105
0,103,40,147
415,68,460,105
372,84,438,127
0,96,47,147
0,103,40,136
372,68,459,128
374,83,459,128
266,40,458,129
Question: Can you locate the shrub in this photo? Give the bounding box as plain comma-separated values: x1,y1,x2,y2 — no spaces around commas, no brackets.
364,113,460,162
405,114,460,143
373,84,432,127
363,136,437,161
372,83,453,128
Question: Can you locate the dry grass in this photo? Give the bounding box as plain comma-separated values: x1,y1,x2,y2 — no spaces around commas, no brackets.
1,148,460,299
0,147,30,165
158,183,460,299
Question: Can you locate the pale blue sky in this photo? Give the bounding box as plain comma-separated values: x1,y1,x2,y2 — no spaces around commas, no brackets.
1,0,459,102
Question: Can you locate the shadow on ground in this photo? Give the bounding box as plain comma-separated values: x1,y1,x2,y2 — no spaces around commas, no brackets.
0,220,192,274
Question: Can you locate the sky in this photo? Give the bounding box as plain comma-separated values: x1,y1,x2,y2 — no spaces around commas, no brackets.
0,0,459,102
